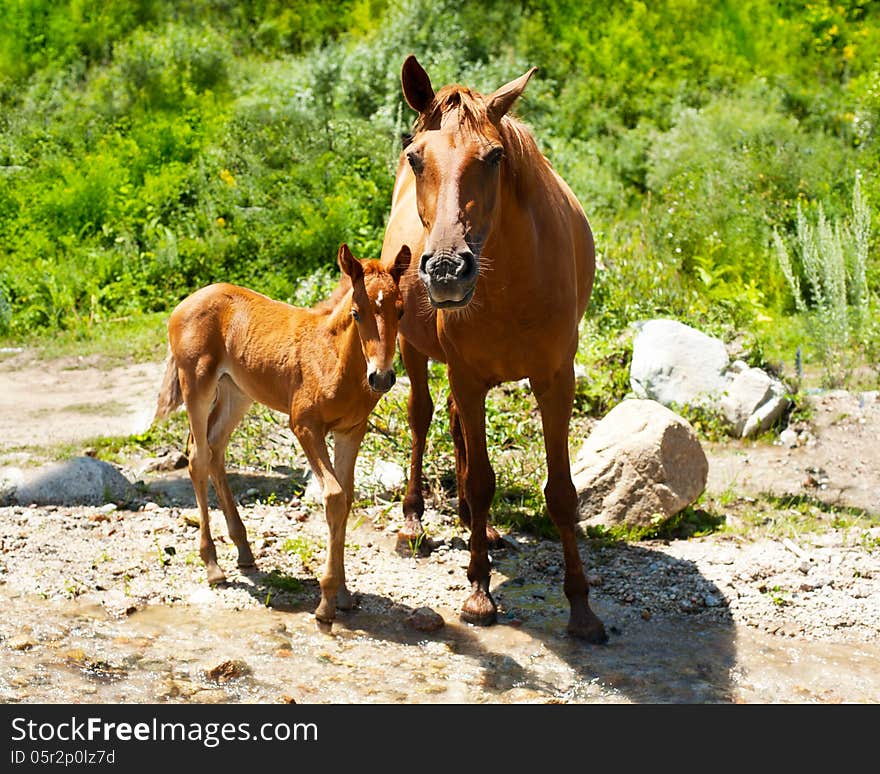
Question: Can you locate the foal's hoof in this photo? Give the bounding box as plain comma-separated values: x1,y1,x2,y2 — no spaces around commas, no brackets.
237,548,256,569
567,611,609,644
460,590,497,627
206,566,227,586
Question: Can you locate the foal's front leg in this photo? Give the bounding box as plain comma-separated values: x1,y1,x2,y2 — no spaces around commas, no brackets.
293,420,349,627
331,421,369,611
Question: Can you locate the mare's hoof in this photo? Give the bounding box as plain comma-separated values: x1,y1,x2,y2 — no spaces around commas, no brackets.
460,590,497,627
237,551,256,569
206,567,227,586
567,612,609,644
486,525,507,550
315,617,333,634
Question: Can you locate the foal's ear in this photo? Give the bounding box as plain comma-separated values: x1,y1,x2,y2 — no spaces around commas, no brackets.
401,55,434,114
338,243,363,283
387,244,412,285
487,66,538,124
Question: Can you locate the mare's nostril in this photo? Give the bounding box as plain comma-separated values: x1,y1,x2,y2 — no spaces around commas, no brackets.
456,251,475,278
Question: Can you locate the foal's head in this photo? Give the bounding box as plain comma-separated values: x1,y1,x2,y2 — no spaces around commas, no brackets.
338,243,411,393
400,55,537,309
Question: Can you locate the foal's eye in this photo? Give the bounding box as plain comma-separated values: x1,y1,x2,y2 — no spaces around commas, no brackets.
407,151,424,175
485,146,504,166
351,309,360,322
397,308,404,320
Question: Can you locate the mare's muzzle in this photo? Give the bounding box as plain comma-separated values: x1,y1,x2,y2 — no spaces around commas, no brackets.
418,250,478,309
368,369,396,393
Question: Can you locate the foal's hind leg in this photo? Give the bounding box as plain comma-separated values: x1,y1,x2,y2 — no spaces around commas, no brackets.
398,337,433,548
532,362,607,644
207,377,255,570
179,365,227,585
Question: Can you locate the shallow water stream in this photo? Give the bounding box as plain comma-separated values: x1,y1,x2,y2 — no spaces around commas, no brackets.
3,588,878,704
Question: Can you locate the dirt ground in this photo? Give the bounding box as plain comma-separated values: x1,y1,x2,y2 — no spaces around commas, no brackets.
1,350,879,704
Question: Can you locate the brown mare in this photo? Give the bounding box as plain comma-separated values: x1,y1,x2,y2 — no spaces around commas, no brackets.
381,56,607,643
154,243,411,626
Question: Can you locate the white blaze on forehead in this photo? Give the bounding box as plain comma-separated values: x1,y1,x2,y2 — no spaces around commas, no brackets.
375,289,384,309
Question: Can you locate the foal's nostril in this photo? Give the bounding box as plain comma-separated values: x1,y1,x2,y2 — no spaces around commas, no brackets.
368,370,395,393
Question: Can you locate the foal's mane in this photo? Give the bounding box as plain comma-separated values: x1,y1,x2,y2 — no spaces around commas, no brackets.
411,84,546,192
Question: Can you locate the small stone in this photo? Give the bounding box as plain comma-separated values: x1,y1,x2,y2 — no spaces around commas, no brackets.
408,607,445,632
640,608,652,621
7,635,36,651
587,573,603,587
279,694,297,704
143,502,160,512
206,659,252,683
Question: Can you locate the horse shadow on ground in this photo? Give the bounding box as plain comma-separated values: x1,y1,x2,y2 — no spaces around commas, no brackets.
486,538,738,703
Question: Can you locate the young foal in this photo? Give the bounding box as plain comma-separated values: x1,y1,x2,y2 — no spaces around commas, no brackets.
154,243,410,625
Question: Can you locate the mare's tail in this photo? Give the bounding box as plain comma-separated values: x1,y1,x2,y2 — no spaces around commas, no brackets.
154,353,183,423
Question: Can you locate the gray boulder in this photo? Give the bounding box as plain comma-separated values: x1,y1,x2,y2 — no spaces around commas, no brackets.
573,399,708,530
719,361,790,438
630,319,730,408
11,456,136,506
630,319,790,438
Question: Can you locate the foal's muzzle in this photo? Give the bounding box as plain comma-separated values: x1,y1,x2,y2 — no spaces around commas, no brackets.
368,369,396,393
418,249,478,309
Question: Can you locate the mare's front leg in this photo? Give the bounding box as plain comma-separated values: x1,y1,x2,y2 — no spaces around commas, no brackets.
293,419,349,628
447,367,497,626
532,362,607,644
448,393,503,547
398,336,433,549
331,421,369,611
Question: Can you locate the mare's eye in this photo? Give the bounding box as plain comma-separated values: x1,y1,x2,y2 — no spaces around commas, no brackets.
407,151,424,175
351,309,360,322
486,146,504,166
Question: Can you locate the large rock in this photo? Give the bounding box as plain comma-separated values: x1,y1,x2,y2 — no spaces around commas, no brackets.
719,361,790,438
11,456,136,506
630,319,791,438
630,319,730,407
573,399,708,530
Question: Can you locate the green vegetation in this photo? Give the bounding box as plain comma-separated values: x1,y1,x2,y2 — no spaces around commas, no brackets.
2,2,879,541
1,0,877,375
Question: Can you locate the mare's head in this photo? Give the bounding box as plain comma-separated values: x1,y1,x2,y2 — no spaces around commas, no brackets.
338,243,411,393
400,55,537,309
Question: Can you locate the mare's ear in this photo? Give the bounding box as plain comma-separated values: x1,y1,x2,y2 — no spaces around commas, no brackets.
387,244,412,285
338,243,363,283
401,55,434,114
487,66,538,124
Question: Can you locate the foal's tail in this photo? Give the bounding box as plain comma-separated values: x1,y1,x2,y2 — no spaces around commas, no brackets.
153,353,183,423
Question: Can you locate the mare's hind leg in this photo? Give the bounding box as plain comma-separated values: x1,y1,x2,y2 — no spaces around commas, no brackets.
331,421,368,611
207,376,255,569
398,336,433,548
531,362,607,644
178,363,226,585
